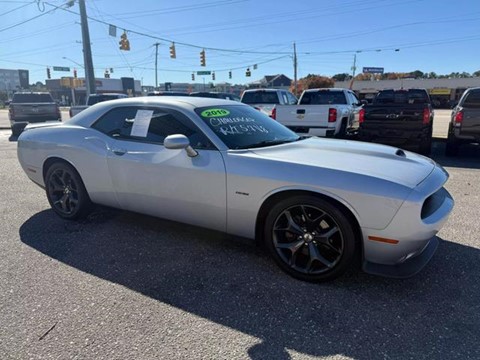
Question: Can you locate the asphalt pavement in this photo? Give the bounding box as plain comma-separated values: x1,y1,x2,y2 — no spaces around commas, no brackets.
0,123,479,359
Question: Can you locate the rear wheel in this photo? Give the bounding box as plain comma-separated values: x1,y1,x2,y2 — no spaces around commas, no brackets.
445,124,459,156
45,162,93,220
335,119,348,139
419,128,432,156
264,195,357,282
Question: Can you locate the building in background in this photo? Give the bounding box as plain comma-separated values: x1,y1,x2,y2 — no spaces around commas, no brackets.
335,77,480,108
247,74,292,90
0,68,29,94
46,77,141,105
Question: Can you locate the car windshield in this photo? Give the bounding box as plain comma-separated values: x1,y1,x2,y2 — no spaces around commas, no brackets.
374,90,429,104
195,105,301,149
300,91,347,105
241,91,279,104
12,93,53,103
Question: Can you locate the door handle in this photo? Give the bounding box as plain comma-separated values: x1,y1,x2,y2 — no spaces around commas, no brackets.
112,148,127,156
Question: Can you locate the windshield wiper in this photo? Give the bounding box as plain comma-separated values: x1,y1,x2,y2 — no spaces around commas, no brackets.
235,137,304,149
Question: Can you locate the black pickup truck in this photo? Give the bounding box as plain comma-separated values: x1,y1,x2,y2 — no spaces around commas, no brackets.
445,87,480,156
358,89,434,155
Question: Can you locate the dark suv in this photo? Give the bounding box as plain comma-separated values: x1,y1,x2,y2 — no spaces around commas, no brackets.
9,92,61,136
446,87,480,156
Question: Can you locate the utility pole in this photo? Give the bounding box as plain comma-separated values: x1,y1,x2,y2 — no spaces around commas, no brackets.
154,43,160,89
79,0,95,95
349,54,357,90
293,42,298,96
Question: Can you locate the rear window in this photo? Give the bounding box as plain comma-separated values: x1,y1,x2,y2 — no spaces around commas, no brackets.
300,91,347,105
462,90,480,108
12,93,54,103
374,90,429,104
241,91,280,104
88,95,126,105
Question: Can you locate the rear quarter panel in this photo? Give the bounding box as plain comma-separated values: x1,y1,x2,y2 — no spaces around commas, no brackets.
17,125,119,208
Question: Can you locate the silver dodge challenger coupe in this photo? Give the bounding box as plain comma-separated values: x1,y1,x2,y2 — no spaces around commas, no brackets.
17,97,454,282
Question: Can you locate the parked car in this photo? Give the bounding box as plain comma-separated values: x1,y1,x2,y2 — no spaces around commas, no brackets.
358,89,434,155
8,92,61,136
273,88,363,138
17,97,453,282
240,88,297,117
69,93,128,118
445,87,480,156
190,92,240,101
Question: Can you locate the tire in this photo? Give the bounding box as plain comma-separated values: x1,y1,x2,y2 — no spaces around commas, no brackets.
445,125,459,157
335,119,347,139
264,195,357,282
419,132,432,156
11,123,23,137
45,162,93,220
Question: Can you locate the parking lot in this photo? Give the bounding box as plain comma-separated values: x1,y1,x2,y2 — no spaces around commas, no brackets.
0,112,479,359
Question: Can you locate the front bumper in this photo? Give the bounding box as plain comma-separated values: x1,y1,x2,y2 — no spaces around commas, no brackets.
361,164,454,278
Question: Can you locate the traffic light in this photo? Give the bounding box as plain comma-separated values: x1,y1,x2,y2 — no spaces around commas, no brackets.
169,42,176,59
119,31,130,51
104,69,110,78
73,68,77,78
200,49,206,67
253,64,258,70
191,73,195,81
212,72,215,81
228,70,232,79
246,68,251,77
46,67,51,79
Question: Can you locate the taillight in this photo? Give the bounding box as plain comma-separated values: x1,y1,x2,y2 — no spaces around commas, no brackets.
423,108,431,125
359,108,365,124
271,107,276,120
454,110,463,124
328,108,337,122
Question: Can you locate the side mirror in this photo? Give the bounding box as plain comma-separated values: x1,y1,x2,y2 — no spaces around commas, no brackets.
360,100,368,106
164,134,198,157
4,101,10,106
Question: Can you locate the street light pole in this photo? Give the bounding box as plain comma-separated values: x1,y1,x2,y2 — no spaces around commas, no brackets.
79,0,96,95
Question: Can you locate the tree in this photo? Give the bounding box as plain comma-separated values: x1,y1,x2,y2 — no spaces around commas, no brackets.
473,70,480,77
332,73,350,81
291,74,334,94
410,70,424,79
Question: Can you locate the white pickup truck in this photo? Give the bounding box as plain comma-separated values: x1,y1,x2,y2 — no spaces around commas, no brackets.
69,93,128,117
273,88,363,138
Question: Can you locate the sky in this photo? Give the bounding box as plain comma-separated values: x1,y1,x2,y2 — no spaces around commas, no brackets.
1,0,480,86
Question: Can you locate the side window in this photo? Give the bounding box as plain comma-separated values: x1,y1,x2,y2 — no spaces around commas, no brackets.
463,90,480,108
350,92,360,105
287,92,298,105
92,106,214,149
281,92,289,104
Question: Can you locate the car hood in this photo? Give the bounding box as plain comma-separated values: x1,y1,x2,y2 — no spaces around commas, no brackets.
248,137,436,188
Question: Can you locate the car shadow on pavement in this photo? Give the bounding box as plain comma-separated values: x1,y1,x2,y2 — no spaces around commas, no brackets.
431,141,480,170
20,209,480,359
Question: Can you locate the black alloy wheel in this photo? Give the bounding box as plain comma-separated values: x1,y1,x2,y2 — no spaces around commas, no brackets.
264,195,357,282
45,162,92,219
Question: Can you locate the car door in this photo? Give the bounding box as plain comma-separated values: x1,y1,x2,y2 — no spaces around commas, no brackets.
92,106,227,231
347,91,362,131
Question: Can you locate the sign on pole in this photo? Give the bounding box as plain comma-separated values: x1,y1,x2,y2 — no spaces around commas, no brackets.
197,71,211,75
362,67,384,74
53,66,71,72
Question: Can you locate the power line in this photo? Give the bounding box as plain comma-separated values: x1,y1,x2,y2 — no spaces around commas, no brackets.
0,0,34,17
0,0,71,33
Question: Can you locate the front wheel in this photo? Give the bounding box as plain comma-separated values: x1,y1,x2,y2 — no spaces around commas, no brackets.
45,162,93,220
264,195,357,282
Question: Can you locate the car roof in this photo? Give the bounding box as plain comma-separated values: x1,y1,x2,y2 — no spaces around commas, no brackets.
303,88,348,92
243,88,282,92
68,96,243,127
